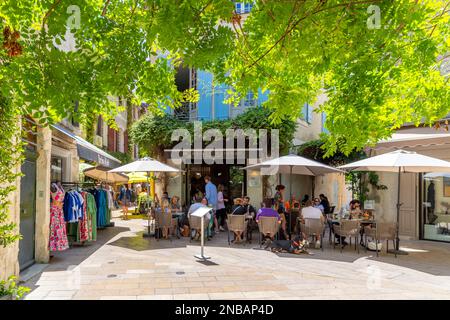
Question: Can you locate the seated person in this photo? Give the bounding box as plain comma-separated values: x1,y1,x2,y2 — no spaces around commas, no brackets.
230,198,246,242
301,200,325,248
256,198,281,241
242,196,257,219
187,197,210,240
242,196,258,240
313,198,325,213
231,198,246,215
170,196,181,212
349,199,362,218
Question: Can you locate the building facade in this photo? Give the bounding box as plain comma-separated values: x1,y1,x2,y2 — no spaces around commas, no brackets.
1,98,139,280
367,124,450,243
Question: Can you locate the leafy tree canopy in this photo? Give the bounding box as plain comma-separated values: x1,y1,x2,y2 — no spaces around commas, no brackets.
0,0,449,154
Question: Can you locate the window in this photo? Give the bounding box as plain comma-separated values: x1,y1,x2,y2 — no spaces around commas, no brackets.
244,91,255,107
96,116,103,136
51,156,63,183
235,2,241,13
422,174,450,243
302,103,313,124
235,2,253,14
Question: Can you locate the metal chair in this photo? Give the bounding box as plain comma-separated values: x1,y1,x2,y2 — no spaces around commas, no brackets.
257,216,280,247
375,222,397,257
227,214,247,245
333,220,360,253
301,218,326,251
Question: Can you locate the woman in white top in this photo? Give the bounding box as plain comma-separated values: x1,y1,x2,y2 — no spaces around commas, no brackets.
216,184,228,231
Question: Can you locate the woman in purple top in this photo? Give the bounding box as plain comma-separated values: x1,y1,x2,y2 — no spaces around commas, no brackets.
256,198,281,222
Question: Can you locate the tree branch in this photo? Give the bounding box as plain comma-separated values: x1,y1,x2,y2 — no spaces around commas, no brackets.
42,0,63,28
102,0,111,16
244,0,383,72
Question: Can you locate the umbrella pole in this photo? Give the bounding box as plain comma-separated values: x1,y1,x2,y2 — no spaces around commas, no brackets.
289,165,292,240
143,171,152,238
389,167,408,255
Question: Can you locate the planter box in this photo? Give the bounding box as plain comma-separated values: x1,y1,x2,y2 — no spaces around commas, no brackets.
0,295,12,300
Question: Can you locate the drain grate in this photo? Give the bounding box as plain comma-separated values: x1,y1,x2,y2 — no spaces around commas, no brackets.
107,274,117,278
176,271,185,275
108,261,115,264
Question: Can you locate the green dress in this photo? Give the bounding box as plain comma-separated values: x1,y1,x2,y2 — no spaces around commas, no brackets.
86,193,97,241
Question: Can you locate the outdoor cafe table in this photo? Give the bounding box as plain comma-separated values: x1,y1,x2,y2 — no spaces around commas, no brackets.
327,217,376,245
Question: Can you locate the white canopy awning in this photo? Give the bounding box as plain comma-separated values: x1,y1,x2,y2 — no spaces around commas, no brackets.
242,154,344,176
339,149,450,173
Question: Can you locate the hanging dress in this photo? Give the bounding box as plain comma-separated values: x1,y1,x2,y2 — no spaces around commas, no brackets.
49,189,69,251
86,192,97,241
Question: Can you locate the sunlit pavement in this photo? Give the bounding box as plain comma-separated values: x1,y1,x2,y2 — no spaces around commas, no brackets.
23,212,450,300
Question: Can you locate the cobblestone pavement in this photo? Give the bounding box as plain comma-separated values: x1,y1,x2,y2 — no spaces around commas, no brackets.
23,214,450,300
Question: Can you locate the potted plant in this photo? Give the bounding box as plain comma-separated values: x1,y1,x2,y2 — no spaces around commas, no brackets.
0,276,30,300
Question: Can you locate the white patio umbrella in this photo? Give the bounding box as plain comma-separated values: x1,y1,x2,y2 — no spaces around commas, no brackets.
339,149,450,254
243,154,344,238
109,157,183,237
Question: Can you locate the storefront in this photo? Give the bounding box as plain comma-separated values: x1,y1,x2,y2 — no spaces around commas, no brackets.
373,127,450,242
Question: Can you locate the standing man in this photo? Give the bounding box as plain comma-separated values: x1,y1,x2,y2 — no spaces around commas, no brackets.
204,176,218,237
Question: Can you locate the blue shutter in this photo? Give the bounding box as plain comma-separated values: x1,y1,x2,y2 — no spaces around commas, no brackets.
197,70,213,121
302,103,308,121
257,88,269,106
322,112,329,134
235,2,241,13
307,103,313,123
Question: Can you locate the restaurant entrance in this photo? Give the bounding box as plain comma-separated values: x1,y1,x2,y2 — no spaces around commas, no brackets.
186,164,247,207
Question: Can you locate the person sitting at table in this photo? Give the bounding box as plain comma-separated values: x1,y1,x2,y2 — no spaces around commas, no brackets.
301,200,325,249
301,194,310,206
350,199,362,219
256,198,281,241
229,198,247,242
242,196,257,218
231,198,246,215
170,196,181,212
313,198,325,213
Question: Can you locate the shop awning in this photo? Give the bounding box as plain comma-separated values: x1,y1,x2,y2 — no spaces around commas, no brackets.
52,125,121,169
375,130,450,150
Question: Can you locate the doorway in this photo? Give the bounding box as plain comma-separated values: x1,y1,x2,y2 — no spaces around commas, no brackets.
186,164,246,206
19,151,37,270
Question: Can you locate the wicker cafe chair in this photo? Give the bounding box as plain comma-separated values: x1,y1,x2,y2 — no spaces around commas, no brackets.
301,218,326,251
188,215,209,242
227,214,247,245
257,216,280,247
155,210,172,241
333,220,360,253
364,222,397,258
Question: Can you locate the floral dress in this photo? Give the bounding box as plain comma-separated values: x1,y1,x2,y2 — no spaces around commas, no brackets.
49,189,69,251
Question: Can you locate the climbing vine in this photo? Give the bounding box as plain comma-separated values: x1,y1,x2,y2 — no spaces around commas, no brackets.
130,107,297,158
0,95,24,247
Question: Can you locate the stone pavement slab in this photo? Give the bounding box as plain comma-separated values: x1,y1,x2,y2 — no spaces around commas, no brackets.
22,217,450,300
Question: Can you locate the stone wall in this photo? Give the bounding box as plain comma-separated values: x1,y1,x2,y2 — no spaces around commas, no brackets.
0,119,22,281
